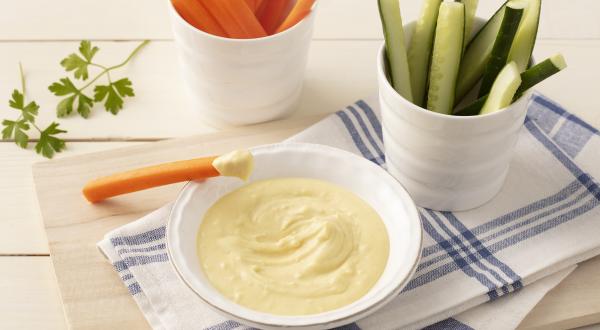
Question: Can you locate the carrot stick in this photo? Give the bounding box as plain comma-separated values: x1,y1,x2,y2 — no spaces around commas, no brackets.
171,0,227,37
256,0,292,35
245,0,264,13
275,0,315,34
201,0,267,39
82,156,220,203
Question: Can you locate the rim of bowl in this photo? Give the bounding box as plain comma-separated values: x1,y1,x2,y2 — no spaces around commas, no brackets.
167,0,318,43
376,37,530,123
165,142,423,328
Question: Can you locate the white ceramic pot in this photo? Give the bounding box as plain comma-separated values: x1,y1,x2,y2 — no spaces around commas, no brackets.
168,2,316,127
377,22,532,212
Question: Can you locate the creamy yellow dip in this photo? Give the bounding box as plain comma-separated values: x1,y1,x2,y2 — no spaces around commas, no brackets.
197,178,389,315
212,150,254,181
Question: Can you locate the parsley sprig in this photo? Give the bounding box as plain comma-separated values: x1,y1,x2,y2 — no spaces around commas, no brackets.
49,40,149,118
2,64,67,158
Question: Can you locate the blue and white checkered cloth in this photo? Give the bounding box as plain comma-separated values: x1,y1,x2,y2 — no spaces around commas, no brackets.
98,93,600,329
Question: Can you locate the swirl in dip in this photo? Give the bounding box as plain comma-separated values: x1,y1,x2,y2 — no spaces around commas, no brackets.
197,177,389,315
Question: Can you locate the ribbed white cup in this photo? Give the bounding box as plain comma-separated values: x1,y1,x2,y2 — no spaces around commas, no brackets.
168,2,315,127
377,35,531,211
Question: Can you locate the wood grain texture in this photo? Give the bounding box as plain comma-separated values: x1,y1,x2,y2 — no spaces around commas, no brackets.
0,40,379,139
0,257,67,329
0,142,136,255
0,40,597,140
520,255,600,329
32,117,319,329
0,0,599,40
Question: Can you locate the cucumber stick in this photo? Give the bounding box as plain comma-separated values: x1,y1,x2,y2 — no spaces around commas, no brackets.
455,1,507,103
480,62,521,115
379,0,413,102
460,0,479,48
407,0,442,106
478,1,525,97
427,2,464,114
508,0,541,71
516,53,566,96
454,54,567,116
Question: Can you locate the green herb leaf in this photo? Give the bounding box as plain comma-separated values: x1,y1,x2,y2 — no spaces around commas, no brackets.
1,119,16,139
35,122,67,158
79,40,99,62
113,78,135,97
8,89,39,122
56,95,76,117
94,84,123,114
48,77,78,96
13,119,30,149
60,41,99,80
77,93,94,118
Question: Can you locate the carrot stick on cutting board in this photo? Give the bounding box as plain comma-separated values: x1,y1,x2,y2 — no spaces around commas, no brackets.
171,0,227,37
83,156,219,203
275,0,315,34
256,0,292,35
201,0,267,39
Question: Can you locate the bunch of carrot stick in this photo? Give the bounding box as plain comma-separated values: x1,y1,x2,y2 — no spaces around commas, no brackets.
172,0,316,39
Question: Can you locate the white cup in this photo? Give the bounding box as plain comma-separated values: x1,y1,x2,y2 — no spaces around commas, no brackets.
168,2,316,127
377,23,532,211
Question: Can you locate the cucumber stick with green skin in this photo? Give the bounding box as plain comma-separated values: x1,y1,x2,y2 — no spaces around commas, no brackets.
478,1,526,97
407,0,442,106
454,54,567,116
379,0,413,102
508,0,541,71
480,62,521,115
460,0,479,48
455,1,507,103
427,2,464,114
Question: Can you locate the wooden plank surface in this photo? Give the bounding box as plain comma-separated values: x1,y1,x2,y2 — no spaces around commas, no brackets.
520,255,600,329
0,40,596,140
0,257,67,329
0,142,137,254
1,0,599,40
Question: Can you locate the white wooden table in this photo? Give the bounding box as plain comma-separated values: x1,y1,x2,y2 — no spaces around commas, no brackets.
1,0,599,329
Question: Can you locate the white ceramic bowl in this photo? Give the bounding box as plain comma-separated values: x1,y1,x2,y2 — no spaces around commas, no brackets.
378,19,532,211
168,1,316,127
167,143,422,329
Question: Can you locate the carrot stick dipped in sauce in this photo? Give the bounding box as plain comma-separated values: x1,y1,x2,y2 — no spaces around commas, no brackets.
82,150,254,203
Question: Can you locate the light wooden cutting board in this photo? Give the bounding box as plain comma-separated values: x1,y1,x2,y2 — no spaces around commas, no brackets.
32,115,600,329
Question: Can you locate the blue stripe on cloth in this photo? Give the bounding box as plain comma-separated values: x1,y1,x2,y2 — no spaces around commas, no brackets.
404,192,599,292
525,117,600,201
553,119,594,158
116,243,166,255
440,212,521,285
203,320,242,330
425,210,510,299
420,211,498,292
421,180,583,259
422,317,474,330
332,322,361,330
532,95,599,135
121,273,134,281
110,226,165,247
127,282,142,295
336,111,384,165
336,111,379,164
346,105,385,161
355,100,383,141
114,253,169,272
